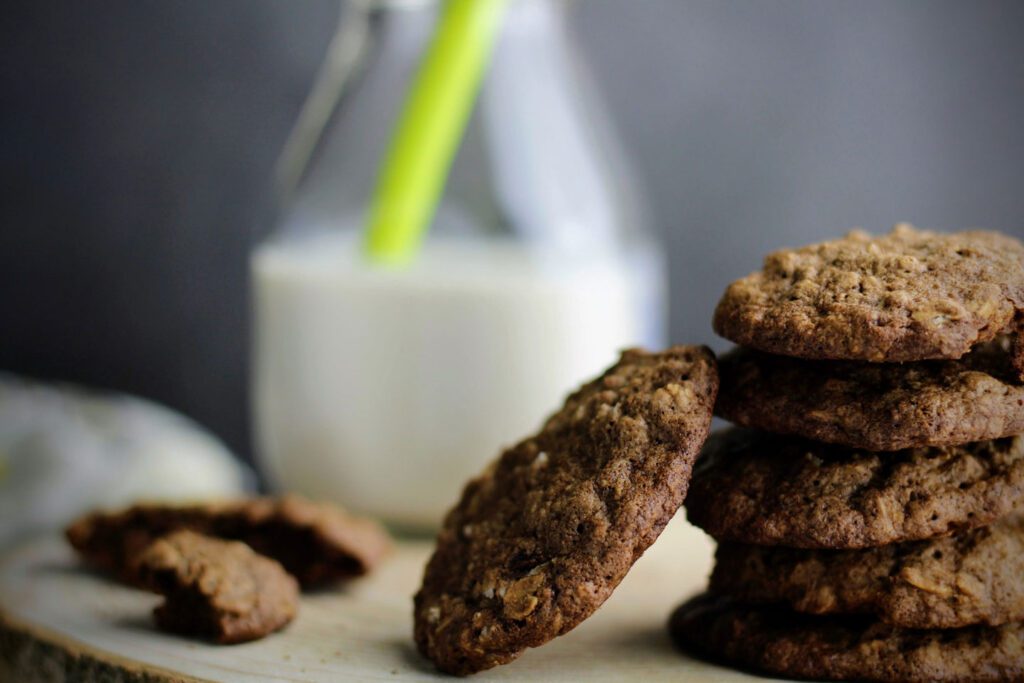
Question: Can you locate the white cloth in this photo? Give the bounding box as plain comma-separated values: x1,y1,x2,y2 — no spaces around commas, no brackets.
0,373,252,548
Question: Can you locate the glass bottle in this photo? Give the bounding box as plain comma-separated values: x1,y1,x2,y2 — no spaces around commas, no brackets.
252,0,666,531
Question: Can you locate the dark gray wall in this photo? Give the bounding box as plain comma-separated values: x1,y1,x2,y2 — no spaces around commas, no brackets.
2,1,337,460
578,0,1024,356
3,1,1023,461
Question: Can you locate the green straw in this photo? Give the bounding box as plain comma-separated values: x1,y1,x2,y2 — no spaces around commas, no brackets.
364,0,509,265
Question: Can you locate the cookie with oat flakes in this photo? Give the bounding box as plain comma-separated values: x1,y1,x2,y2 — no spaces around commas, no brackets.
711,514,1024,629
414,346,718,675
686,429,1024,548
715,339,1024,451
669,593,1024,682
713,224,1024,369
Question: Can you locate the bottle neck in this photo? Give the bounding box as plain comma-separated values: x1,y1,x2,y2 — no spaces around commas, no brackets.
358,0,571,12
357,0,436,10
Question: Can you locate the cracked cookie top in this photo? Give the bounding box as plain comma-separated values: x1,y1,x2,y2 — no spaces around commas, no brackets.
686,428,1024,548
413,346,718,675
711,514,1024,629
713,224,1024,366
669,593,1024,683
715,339,1024,451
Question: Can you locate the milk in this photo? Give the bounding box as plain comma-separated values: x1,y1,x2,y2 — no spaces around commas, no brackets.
252,231,659,529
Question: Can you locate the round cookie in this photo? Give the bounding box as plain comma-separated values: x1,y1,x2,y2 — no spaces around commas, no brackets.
713,224,1024,365
413,346,718,675
716,339,1024,451
711,514,1024,629
669,593,1024,683
686,429,1024,548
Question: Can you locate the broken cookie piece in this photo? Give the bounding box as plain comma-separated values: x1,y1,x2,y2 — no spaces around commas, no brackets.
66,495,391,587
136,530,298,644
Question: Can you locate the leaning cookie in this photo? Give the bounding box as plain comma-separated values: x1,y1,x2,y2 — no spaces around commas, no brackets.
686,429,1024,548
713,224,1024,366
66,495,391,587
414,346,718,675
135,530,299,644
711,514,1024,629
716,339,1024,451
669,593,1024,683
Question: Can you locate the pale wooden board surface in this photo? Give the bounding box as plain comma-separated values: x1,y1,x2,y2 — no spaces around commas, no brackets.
0,516,775,682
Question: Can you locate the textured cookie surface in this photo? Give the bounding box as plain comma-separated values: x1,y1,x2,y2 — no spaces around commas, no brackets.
713,224,1024,364
66,495,391,587
136,530,299,643
414,346,718,675
686,429,1024,548
669,593,1024,683
716,339,1024,451
711,514,1024,629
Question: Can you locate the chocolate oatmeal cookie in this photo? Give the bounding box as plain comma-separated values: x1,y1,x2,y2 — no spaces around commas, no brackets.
66,495,390,587
716,340,1024,451
711,514,1024,629
686,429,1024,548
669,593,1024,682
414,346,718,675
136,530,299,644
713,224,1024,366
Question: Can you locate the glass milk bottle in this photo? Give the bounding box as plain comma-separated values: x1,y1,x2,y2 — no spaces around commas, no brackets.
252,0,666,531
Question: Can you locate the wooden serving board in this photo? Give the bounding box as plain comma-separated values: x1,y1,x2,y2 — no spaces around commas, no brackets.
0,517,770,682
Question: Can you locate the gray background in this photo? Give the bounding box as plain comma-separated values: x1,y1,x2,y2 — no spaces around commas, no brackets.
3,1,1023,462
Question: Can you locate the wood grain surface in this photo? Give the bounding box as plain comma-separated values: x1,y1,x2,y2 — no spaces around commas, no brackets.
0,517,769,682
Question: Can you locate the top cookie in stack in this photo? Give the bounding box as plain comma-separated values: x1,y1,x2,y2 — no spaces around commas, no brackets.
673,225,1024,682
712,223,1024,372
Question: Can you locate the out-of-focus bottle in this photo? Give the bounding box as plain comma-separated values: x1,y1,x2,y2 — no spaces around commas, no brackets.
252,0,665,531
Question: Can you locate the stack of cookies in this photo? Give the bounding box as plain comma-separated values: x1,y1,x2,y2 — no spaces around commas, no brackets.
674,225,1024,681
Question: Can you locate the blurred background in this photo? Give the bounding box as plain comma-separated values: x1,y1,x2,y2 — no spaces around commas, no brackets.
3,0,1024,470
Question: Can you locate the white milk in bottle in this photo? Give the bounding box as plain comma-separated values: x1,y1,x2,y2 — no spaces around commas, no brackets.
253,232,660,529
252,0,665,529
